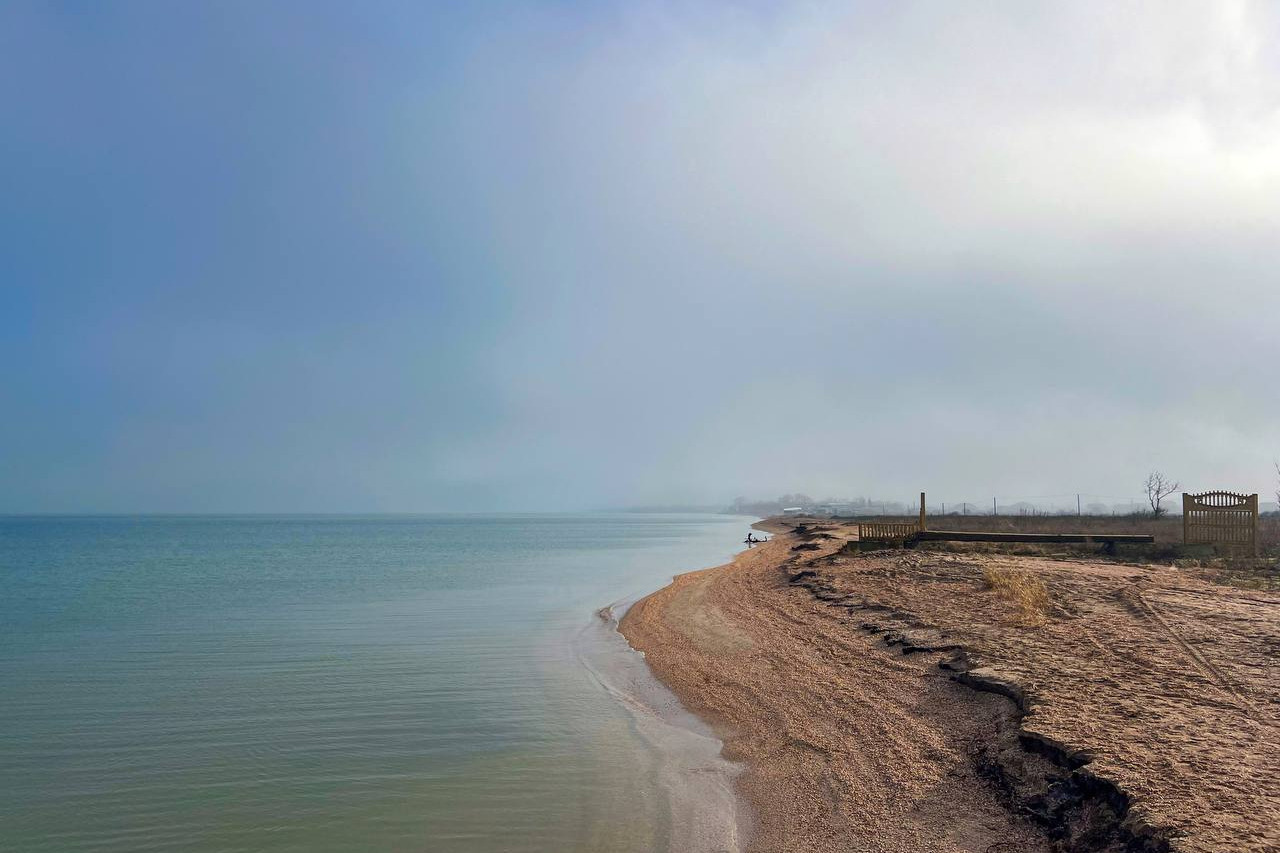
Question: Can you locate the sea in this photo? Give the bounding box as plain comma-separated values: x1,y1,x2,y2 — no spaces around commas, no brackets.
0,513,751,853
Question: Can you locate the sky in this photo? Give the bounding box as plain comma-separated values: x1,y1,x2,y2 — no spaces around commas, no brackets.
2,1,1279,513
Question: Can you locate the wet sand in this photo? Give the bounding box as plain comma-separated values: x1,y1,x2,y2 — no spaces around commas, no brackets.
620,519,1280,852
577,603,744,853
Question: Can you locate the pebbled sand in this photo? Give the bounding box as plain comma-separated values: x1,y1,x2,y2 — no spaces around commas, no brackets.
619,520,1280,853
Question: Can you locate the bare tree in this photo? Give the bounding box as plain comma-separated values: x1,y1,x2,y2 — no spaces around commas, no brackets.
1145,471,1180,518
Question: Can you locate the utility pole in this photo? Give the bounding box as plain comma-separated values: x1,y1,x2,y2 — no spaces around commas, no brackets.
962,502,967,516
1077,494,1081,517
993,497,997,516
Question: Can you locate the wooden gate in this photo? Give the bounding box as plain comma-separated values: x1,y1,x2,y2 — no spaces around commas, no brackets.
856,493,927,545
1183,491,1258,555
856,521,922,543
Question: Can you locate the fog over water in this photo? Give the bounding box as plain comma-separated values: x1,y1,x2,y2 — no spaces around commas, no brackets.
3,2,1278,512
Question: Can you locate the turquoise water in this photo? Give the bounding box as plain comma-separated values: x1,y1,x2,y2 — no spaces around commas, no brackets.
0,514,748,852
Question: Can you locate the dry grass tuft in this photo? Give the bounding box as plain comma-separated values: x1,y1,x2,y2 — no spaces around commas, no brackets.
983,566,1051,624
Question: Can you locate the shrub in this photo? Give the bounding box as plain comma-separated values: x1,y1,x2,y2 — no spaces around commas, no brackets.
983,566,1051,624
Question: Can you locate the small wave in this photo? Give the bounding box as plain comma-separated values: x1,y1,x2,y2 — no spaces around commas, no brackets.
574,605,745,853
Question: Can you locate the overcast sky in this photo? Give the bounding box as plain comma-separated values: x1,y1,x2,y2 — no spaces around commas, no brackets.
3,1,1278,513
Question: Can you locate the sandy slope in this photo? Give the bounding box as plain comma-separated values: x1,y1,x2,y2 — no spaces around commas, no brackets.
619,521,1279,853
621,533,1051,852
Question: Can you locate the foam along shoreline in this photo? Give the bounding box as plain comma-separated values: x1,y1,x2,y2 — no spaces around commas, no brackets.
576,600,745,853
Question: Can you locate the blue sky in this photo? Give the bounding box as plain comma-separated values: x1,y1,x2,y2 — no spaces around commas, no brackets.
4,2,1279,512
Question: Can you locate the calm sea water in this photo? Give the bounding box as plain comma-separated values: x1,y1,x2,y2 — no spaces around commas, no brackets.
0,514,749,853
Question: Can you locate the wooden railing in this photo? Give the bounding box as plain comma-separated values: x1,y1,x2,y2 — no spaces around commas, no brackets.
857,521,922,541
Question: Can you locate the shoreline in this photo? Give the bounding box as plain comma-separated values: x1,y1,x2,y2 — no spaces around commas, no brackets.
619,518,1279,852
617,526,1048,853
579,597,747,853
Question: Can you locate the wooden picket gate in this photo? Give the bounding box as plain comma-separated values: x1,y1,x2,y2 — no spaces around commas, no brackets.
856,521,922,543
855,493,927,545
1183,491,1258,555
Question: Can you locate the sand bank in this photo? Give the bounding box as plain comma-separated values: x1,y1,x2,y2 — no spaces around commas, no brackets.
620,519,1279,852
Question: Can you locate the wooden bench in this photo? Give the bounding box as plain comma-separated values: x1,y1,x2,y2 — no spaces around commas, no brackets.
852,494,1155,554
914,530,1154,554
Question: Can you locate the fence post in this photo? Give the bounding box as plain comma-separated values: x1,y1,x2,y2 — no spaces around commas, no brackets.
919,492,926,532
1182,493,1189,545
1250,494,1259,556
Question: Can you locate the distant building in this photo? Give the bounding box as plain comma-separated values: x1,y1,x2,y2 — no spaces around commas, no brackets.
782,506,805,516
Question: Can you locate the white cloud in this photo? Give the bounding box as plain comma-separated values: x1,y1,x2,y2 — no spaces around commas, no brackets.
447,0,1280,505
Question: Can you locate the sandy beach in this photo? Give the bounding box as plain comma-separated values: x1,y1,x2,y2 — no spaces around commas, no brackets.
620,519,1279,853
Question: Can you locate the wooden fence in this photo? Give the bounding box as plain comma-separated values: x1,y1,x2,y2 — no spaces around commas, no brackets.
857,493,926,543
857,521,922,542
1183,491,1258,555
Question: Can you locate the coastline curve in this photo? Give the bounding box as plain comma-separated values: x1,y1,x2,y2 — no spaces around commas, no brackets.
575,599,747,853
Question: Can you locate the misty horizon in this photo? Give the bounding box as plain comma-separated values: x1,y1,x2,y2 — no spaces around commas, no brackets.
4,2,1279,513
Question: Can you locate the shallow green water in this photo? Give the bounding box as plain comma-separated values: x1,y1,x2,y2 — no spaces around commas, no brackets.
0,514,748,852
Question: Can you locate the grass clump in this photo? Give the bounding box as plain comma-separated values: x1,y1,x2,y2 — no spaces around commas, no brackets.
983,566,1051,624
